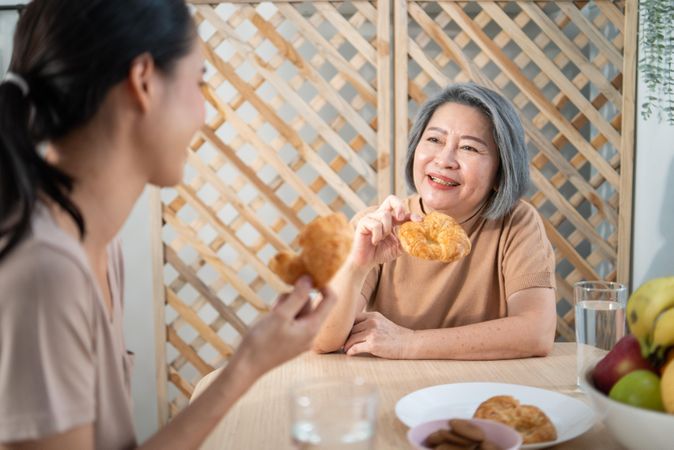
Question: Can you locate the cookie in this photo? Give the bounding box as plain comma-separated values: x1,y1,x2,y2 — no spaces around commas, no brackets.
449,419,485,442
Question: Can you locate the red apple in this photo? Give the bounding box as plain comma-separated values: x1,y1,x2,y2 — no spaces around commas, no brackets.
591,334,658,395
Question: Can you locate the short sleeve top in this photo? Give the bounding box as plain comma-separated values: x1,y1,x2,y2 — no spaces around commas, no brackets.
0,203,136,449
359,195,556,329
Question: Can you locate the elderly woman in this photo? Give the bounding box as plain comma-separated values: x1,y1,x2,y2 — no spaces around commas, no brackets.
313,83,557,360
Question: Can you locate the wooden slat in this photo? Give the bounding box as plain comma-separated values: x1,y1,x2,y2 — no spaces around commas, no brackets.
252,61,377,185
167,364,196,399
530,168,616,260
541,217,600,281
209,97,362,216
276,4,377,105
165,212,269,311
169,332,212,373
242,8,378,146
557,2,623,69
185,151,292,252
174,183,290,292
376,0,392,202
408,40,452,88
555,274,576,341
408,3,483,82
617,0,636,286
521,114,618,228
164,247,250,336
197,123,308,229
518,2,622,108
557,314,575,342
166,289,234,358
595,1,625,34
150,188,169,426
394,0,409,196
313,2,377,67
167,327,214,377
353,1,378,28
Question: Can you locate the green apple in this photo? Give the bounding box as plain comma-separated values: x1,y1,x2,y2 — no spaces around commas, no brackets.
608,370,665,411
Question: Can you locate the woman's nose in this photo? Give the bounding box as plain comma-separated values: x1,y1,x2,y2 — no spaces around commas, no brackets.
433,140,459,168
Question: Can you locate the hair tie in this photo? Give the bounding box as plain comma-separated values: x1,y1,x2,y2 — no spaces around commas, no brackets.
2,72,30,97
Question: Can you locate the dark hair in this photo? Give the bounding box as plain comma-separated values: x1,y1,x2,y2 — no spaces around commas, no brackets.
0,0,195,261
404,83,529,219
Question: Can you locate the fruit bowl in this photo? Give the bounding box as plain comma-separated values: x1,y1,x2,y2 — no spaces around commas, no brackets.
580,363,674,450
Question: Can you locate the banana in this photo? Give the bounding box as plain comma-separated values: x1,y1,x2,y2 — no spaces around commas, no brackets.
650,307,674,361
626,276,674,358
627,285,656,341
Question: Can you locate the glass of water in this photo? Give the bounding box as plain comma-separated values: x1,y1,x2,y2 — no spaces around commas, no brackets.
290,377,378,450
574,281,628,385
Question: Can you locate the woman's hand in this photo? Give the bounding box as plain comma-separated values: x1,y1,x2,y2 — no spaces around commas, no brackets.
235,276,336,376
343,311,414,359
349,195,420,269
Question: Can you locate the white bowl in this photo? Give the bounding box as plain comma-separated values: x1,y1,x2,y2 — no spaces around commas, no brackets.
580,364,674,450
407,418,522,450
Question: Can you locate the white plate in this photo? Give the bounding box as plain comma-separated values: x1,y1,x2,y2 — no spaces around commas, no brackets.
395,382,596,450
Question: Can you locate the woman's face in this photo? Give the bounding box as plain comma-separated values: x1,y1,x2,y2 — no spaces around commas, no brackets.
412,102,500,222
145,41,206,187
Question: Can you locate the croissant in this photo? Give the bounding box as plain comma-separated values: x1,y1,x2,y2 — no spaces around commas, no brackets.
473,395,557,444
269,212,353,288
398,211,471,262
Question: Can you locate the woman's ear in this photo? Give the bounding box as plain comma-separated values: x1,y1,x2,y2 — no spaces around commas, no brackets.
127,52,156,113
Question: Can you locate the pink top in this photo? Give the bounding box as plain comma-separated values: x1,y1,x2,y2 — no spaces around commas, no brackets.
0,203,136,449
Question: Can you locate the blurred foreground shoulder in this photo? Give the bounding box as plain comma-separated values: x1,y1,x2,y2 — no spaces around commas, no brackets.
0,240,95,320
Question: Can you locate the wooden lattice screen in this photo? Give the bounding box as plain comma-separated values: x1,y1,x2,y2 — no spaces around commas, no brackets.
152,0,636,422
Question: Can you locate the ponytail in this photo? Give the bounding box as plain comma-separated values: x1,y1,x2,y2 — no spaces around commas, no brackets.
0,78,83,262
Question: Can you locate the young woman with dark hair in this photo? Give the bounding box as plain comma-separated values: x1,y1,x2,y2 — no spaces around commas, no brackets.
0,1,335,449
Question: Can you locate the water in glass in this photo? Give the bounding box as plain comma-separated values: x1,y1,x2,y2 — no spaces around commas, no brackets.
575,300,626,351
292,419,373,450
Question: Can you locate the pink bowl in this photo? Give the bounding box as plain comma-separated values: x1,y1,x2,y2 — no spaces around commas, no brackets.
407,417,523,450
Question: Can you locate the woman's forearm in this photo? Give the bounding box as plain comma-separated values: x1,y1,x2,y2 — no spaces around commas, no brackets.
312,262,370,353
402,315,555,360
139,353,257,450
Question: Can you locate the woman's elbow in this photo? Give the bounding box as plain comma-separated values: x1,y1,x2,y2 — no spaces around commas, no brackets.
310,338,343,354
530,334,555,357
530,319,556,356
311,344,333,354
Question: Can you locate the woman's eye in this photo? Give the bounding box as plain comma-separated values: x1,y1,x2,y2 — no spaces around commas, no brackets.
461,145,478,152
427,137,440,143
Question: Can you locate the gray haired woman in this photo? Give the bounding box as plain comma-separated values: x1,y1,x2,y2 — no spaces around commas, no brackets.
313,83,557,360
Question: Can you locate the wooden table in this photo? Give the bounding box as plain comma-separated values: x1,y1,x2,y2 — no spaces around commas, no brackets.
192,343,621,449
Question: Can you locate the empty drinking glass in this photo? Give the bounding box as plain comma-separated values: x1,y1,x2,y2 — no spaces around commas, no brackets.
290,377,378,450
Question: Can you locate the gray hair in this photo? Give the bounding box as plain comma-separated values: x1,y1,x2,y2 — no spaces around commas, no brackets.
404,83,529,220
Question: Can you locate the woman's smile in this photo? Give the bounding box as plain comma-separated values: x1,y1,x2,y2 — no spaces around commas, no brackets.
427,174,460,188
